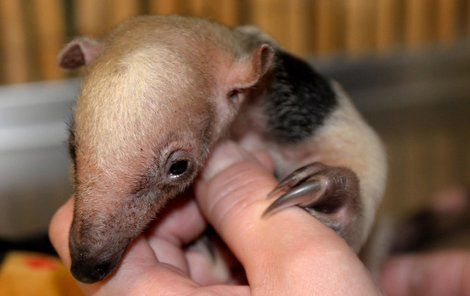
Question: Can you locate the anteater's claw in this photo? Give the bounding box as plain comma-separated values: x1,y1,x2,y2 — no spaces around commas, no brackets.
267,163,327,199
263,162,360,226
263,177,328,217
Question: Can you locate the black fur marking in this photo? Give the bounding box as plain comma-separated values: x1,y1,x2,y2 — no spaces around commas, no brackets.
264,51,337,143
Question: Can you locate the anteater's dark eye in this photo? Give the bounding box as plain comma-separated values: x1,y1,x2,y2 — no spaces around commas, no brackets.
168,160,189,177
165,150,193,181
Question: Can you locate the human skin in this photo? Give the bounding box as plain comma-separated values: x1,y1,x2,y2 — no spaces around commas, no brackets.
49,141,381,295
380,250,470,296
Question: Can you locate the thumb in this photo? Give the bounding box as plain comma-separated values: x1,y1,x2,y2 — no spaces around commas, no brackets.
197,140,278,233
195,141,378,294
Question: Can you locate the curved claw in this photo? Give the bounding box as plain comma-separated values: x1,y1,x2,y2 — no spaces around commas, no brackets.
263,163,361,248
263,178,328,217
267,163,326,199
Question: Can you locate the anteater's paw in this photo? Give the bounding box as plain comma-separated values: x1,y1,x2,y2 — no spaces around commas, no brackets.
264,162,360,240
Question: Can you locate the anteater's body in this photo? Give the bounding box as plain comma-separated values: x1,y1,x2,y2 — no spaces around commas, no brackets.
59,16,386,283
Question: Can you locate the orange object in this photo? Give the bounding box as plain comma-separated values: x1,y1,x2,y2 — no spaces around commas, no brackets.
0,252,83,296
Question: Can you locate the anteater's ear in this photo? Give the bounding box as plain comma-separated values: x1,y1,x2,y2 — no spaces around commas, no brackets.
58,37,102,70
228,43,274,89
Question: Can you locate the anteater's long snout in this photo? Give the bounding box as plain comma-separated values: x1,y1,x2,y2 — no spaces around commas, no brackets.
68,186,165,283
69,221,130,283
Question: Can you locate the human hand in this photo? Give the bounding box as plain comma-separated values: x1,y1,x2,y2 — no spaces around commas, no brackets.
49,141,379,295
380,184,470,296
381,250,470,296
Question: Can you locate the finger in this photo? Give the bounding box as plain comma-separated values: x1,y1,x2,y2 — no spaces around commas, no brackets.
185,238,236,285
49,197,105,294
237,134,275,171
251,149,275,172
49,197,74,267
49,197,198,295
195,141,379,294
146,194,207,273
148,195,240,285
380,250,470,296
150,194,207,246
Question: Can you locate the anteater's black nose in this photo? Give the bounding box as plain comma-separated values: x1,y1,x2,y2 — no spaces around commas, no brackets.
70,258,116,283
69,233,122,283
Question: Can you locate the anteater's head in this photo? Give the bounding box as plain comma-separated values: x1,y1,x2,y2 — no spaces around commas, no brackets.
59,16,273,283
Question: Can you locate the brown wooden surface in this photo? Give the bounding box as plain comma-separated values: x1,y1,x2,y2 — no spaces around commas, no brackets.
74,0,108,36
250,0,291,48
376,0,397,52
32,0,66,80
216,0,239,27
0,1,29,84
313,0,344,55
149,0,180,15
288,0,311,56
345,0,376,55
109,0,140,28
405,0,432,49
437,0,458,44
0,0,470,84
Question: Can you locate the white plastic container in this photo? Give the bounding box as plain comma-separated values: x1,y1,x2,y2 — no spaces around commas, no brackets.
0,79,79,239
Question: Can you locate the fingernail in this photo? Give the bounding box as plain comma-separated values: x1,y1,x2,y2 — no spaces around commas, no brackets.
202,141,248,180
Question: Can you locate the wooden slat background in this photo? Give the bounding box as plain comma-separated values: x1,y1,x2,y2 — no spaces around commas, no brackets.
1,0,470,85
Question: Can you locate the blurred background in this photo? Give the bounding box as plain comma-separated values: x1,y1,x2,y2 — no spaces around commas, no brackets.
0,0,469,292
